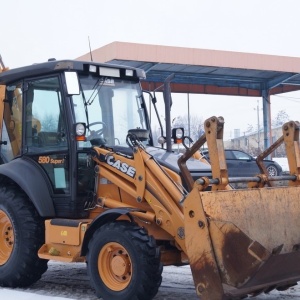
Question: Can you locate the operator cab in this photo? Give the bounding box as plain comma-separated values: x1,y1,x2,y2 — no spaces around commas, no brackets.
0,60,148,218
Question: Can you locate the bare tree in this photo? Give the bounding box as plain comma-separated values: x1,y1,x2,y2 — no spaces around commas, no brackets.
272,110,290,127
246,124,254,133
41,114,57,131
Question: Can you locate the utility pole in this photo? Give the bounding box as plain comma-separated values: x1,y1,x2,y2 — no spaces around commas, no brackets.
254,100,260,152
257,100,260,151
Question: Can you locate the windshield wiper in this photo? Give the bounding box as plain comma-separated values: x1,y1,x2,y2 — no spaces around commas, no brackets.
136,94,145,128
86,78,106,106
78,81,90,129
80,77,106,132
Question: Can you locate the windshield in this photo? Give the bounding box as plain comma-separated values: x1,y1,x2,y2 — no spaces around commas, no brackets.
72,74,149,148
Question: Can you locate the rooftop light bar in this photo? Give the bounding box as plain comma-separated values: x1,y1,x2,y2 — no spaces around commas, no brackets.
125,69,134,76
85,64,145,79
89,65,97,73
99,67,120,77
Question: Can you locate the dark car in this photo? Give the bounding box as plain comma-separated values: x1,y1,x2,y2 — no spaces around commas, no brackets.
201,149,282,177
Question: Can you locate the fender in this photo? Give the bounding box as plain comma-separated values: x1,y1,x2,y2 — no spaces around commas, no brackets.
81,207,143,256
0,157,55,217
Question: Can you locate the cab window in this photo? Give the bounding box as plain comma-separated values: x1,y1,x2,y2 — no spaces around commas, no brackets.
25,77,67,152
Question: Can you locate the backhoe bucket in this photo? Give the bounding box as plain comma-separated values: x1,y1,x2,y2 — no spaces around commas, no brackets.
184,185,300,299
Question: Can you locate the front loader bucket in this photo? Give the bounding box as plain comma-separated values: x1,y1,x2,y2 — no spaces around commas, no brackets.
184,186,300,299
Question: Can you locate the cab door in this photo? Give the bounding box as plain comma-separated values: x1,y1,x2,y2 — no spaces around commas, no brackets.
23,76,80,217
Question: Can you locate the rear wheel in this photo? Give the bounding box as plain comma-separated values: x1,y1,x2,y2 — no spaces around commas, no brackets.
0,185,48,287
266,164,279,177
87,221,162,300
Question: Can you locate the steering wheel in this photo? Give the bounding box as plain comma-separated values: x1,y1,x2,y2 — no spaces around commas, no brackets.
87,121,107,139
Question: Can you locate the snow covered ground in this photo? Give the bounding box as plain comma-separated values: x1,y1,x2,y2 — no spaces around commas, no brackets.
1,261,300,299
0,289,70,300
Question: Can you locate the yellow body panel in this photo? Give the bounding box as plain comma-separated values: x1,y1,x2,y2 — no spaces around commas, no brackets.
38,220,90,262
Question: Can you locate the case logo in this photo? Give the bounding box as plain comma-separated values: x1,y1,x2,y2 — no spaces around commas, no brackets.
106,155,136,178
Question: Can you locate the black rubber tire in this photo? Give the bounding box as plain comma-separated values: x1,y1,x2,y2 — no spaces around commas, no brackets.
0,185,48,287
87,221,163,300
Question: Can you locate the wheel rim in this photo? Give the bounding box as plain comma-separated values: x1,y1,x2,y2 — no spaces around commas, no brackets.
267,166,277,176
98,242,132,291
0,209,14,265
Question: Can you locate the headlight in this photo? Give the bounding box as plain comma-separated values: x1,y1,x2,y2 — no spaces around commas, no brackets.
76,123,85,136
75,123,86,141
172,128,184,144
157,136,166,145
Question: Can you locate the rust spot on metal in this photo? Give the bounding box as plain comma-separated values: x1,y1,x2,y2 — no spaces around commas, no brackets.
190,254,224,299
196,283,205,294
220,227,269,287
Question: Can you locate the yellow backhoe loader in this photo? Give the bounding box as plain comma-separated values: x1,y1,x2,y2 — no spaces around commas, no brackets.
1,57,300,300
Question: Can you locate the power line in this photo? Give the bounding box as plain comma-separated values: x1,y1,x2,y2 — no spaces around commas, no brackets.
273,94,300,103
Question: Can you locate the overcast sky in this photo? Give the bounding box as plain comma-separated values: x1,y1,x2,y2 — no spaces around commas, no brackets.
2,0,300,140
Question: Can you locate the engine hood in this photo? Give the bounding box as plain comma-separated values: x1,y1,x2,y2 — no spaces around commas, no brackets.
146,147,212,177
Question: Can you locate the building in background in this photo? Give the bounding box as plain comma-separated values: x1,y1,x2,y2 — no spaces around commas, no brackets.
225,126,285,157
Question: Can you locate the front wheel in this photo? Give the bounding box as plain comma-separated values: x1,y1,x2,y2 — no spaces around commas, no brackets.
87,221,162,300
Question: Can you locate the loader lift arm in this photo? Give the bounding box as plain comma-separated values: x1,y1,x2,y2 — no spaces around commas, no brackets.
91,133,189,253
179,116,300,191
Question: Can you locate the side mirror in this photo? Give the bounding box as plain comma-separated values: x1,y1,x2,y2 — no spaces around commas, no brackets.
65,71,80,95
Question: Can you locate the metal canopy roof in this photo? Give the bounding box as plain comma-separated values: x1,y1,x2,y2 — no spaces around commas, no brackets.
76,42,300,149
77,41,300,97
